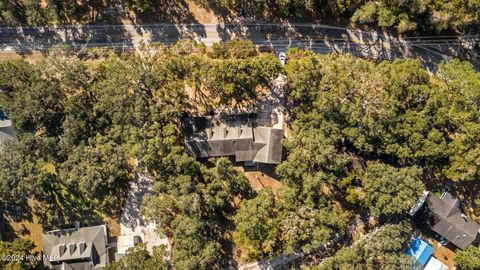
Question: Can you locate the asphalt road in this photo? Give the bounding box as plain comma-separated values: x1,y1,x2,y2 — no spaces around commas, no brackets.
0,23,477,70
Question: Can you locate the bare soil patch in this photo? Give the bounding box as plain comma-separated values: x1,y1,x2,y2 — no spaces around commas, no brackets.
235,164,283,194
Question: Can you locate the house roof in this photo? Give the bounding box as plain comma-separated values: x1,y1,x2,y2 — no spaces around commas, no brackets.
54,261,91,270
406,237,433,267
0,126,14,142
252,127,283,164
424,257,448,270
0,110,14,142
42,225,108,269
184,115,283,164
426,192,480,250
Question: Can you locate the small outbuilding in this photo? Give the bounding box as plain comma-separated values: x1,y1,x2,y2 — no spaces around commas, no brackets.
424,257,448,270
406,237,434,267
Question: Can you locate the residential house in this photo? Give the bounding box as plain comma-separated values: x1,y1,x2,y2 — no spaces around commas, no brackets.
42,225,109,269
184,114,284,164
410,191,480,250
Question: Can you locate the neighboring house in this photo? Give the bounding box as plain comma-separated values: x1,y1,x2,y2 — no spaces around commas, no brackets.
410,191,480,250
184,114,284,164
42,225,109,270
0,110,14,144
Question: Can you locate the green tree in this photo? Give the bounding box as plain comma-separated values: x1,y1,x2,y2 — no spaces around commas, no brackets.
361,163,424,216
171,216,223,269
208,39,257,59
201,54,281,106
0,60,65,137
351,0,480,33
438,60,480,181
0,239,41,269
142,156,252,268
454,246,480,270
123,0,152,12
105,244,170,270
278,206,349,253
59,133,131,204
233,189,277,261
313,223,415,270
0,140,45,205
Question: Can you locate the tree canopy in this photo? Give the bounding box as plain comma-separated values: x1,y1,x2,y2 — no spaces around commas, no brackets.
311,223,416,270
0,42,277,269
1,1,479,33
1,41,480,269
280,51,480,218
454,246,480,270
0,239,42,270
105,244,170,270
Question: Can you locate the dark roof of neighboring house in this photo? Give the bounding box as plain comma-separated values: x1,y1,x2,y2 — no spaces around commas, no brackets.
0,109,14,143
184,115,283,164
426,192,480,250
42,225,108,269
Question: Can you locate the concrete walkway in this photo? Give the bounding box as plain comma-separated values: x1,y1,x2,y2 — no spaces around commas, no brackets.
119,174,169,254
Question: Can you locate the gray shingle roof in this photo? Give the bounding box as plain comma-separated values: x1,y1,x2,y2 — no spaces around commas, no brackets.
0,126,14,142
184,115,283,164
0,109,14,143
426,192,480,250
42,225,109,269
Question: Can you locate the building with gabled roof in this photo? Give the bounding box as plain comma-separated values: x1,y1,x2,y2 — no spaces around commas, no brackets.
410,191,480,250
42,225,109,270
426,192,480,250
184,114,283,164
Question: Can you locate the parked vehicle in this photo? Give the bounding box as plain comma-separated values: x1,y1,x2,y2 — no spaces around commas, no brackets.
279,52,286,65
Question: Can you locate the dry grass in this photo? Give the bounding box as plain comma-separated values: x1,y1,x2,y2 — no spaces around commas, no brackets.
6,199,44,252
430,238,456,269
106,217,121,237
0,52,46,62
235,165,283,194
186,1,218,23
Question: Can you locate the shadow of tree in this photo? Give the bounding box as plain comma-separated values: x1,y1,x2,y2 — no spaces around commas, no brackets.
0,1,210,55
127,1,206,44
0,202,32,241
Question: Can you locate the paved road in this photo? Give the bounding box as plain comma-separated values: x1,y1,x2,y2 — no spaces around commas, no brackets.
1,23,478,69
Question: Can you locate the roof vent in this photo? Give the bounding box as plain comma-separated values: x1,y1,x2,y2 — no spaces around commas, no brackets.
79,242,86,254
461,214,468,222
68,243,76,255
59,244,66,257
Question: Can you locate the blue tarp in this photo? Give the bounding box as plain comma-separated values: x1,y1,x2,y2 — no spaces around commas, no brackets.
406,237,434,267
